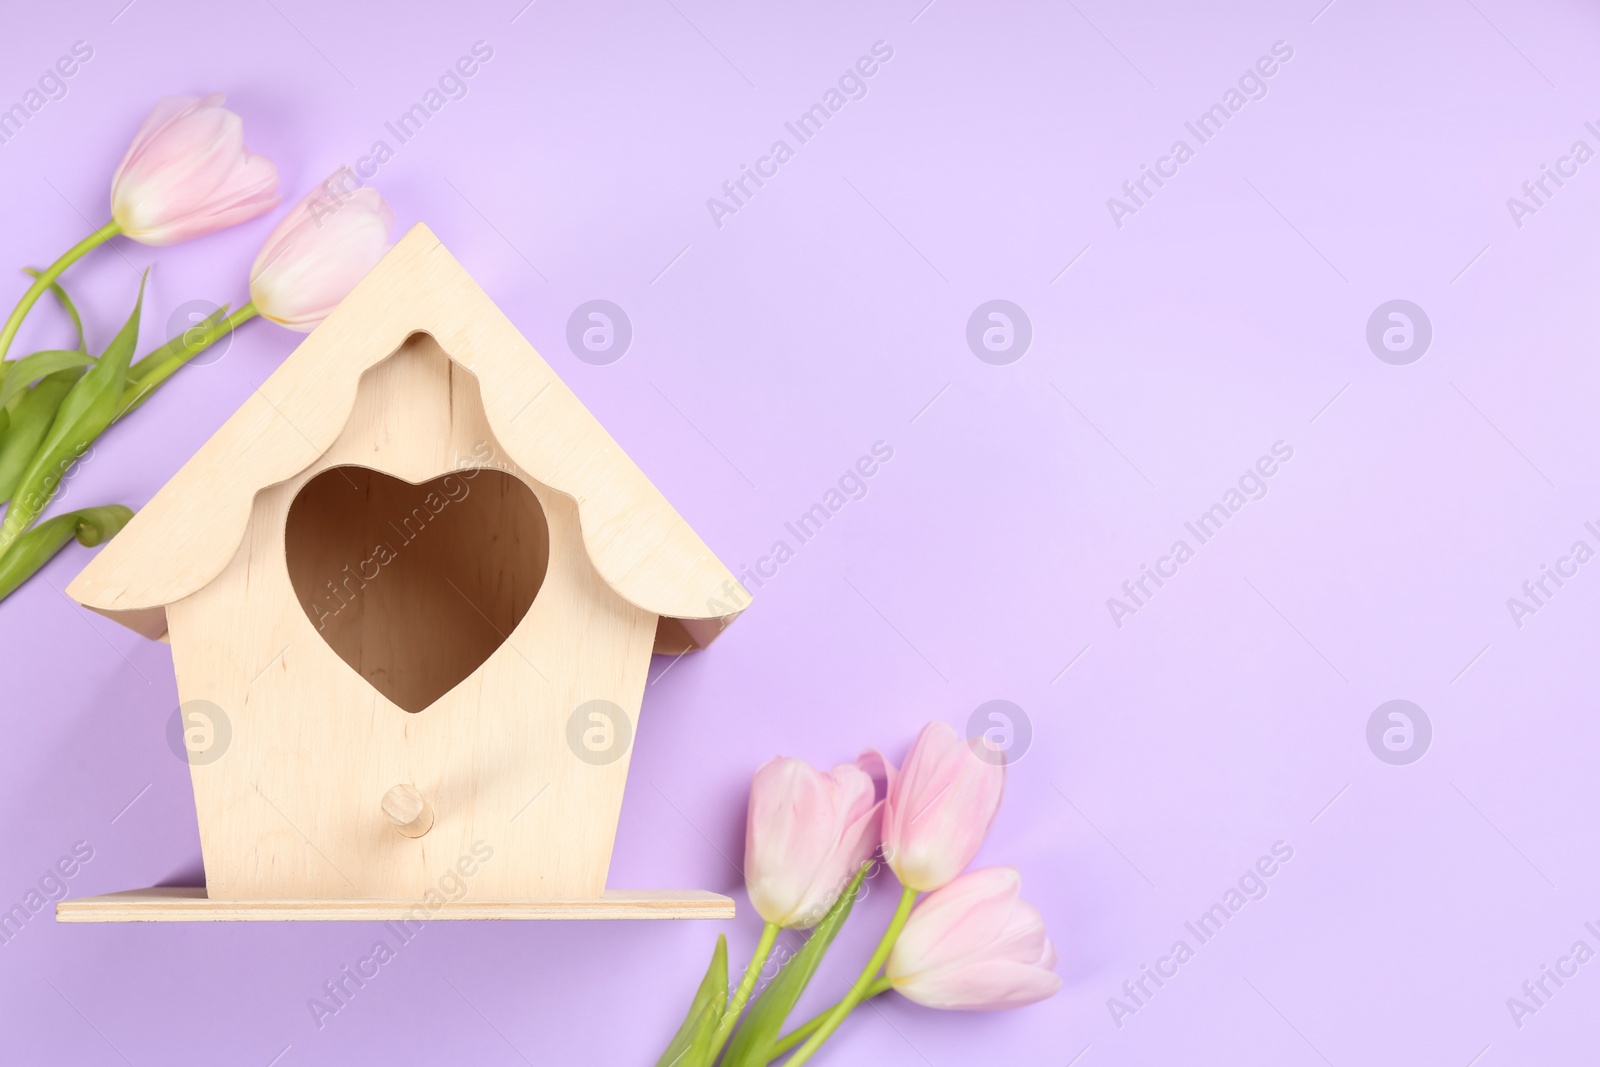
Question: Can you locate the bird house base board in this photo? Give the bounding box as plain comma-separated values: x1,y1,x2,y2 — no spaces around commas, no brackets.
56,887,735,923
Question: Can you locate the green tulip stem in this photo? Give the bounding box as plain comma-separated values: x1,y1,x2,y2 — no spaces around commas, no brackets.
711,921,780,1054
785,885,918,1067
0,220,122,368
769,976,892,1058
223,301,259,332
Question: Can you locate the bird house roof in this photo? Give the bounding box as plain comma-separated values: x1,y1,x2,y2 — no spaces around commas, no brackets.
67,223,748,647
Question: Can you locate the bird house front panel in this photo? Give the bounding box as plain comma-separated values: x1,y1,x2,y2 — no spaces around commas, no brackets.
165,336,657,901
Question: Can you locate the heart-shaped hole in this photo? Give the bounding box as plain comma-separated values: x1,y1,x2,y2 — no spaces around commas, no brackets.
285,465,549,712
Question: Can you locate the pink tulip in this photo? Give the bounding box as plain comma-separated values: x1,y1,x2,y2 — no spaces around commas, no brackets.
878,721,1004,892
744,757,883,928
110,95,279,246
248,175,395,332
886,867,1061,1010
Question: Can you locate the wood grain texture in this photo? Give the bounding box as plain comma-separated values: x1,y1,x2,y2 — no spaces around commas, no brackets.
68,222,750,647
57,887,735,922
166,337,659,900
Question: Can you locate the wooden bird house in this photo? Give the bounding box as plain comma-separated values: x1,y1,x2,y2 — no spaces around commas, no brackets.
57,224,748,922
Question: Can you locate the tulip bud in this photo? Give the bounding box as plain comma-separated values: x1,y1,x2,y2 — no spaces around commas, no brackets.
880,721,1003,892
111,95,279,246
887,867,1061,1010
249,173,395,332
744,756,883,928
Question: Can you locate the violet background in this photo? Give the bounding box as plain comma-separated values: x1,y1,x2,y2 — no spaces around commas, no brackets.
3,0,1599,1063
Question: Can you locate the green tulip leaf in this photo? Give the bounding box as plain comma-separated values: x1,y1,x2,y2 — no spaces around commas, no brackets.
0,274,143,560
0,349,96,410
0,504,132,602
22,267,88,354
655,933,728,1067
721,863,870,1067
0,370,79,504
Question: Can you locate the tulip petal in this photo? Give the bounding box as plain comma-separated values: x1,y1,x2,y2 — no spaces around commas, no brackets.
248,176,395,332
111,94,279,246
887,867,1061,1012
744,757,883,928
892,867,1022,965
883,722,1005,891
895,959,1063,1011
856,747,897,803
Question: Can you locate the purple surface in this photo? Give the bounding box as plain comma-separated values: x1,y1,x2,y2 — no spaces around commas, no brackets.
3,0,1599,1063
